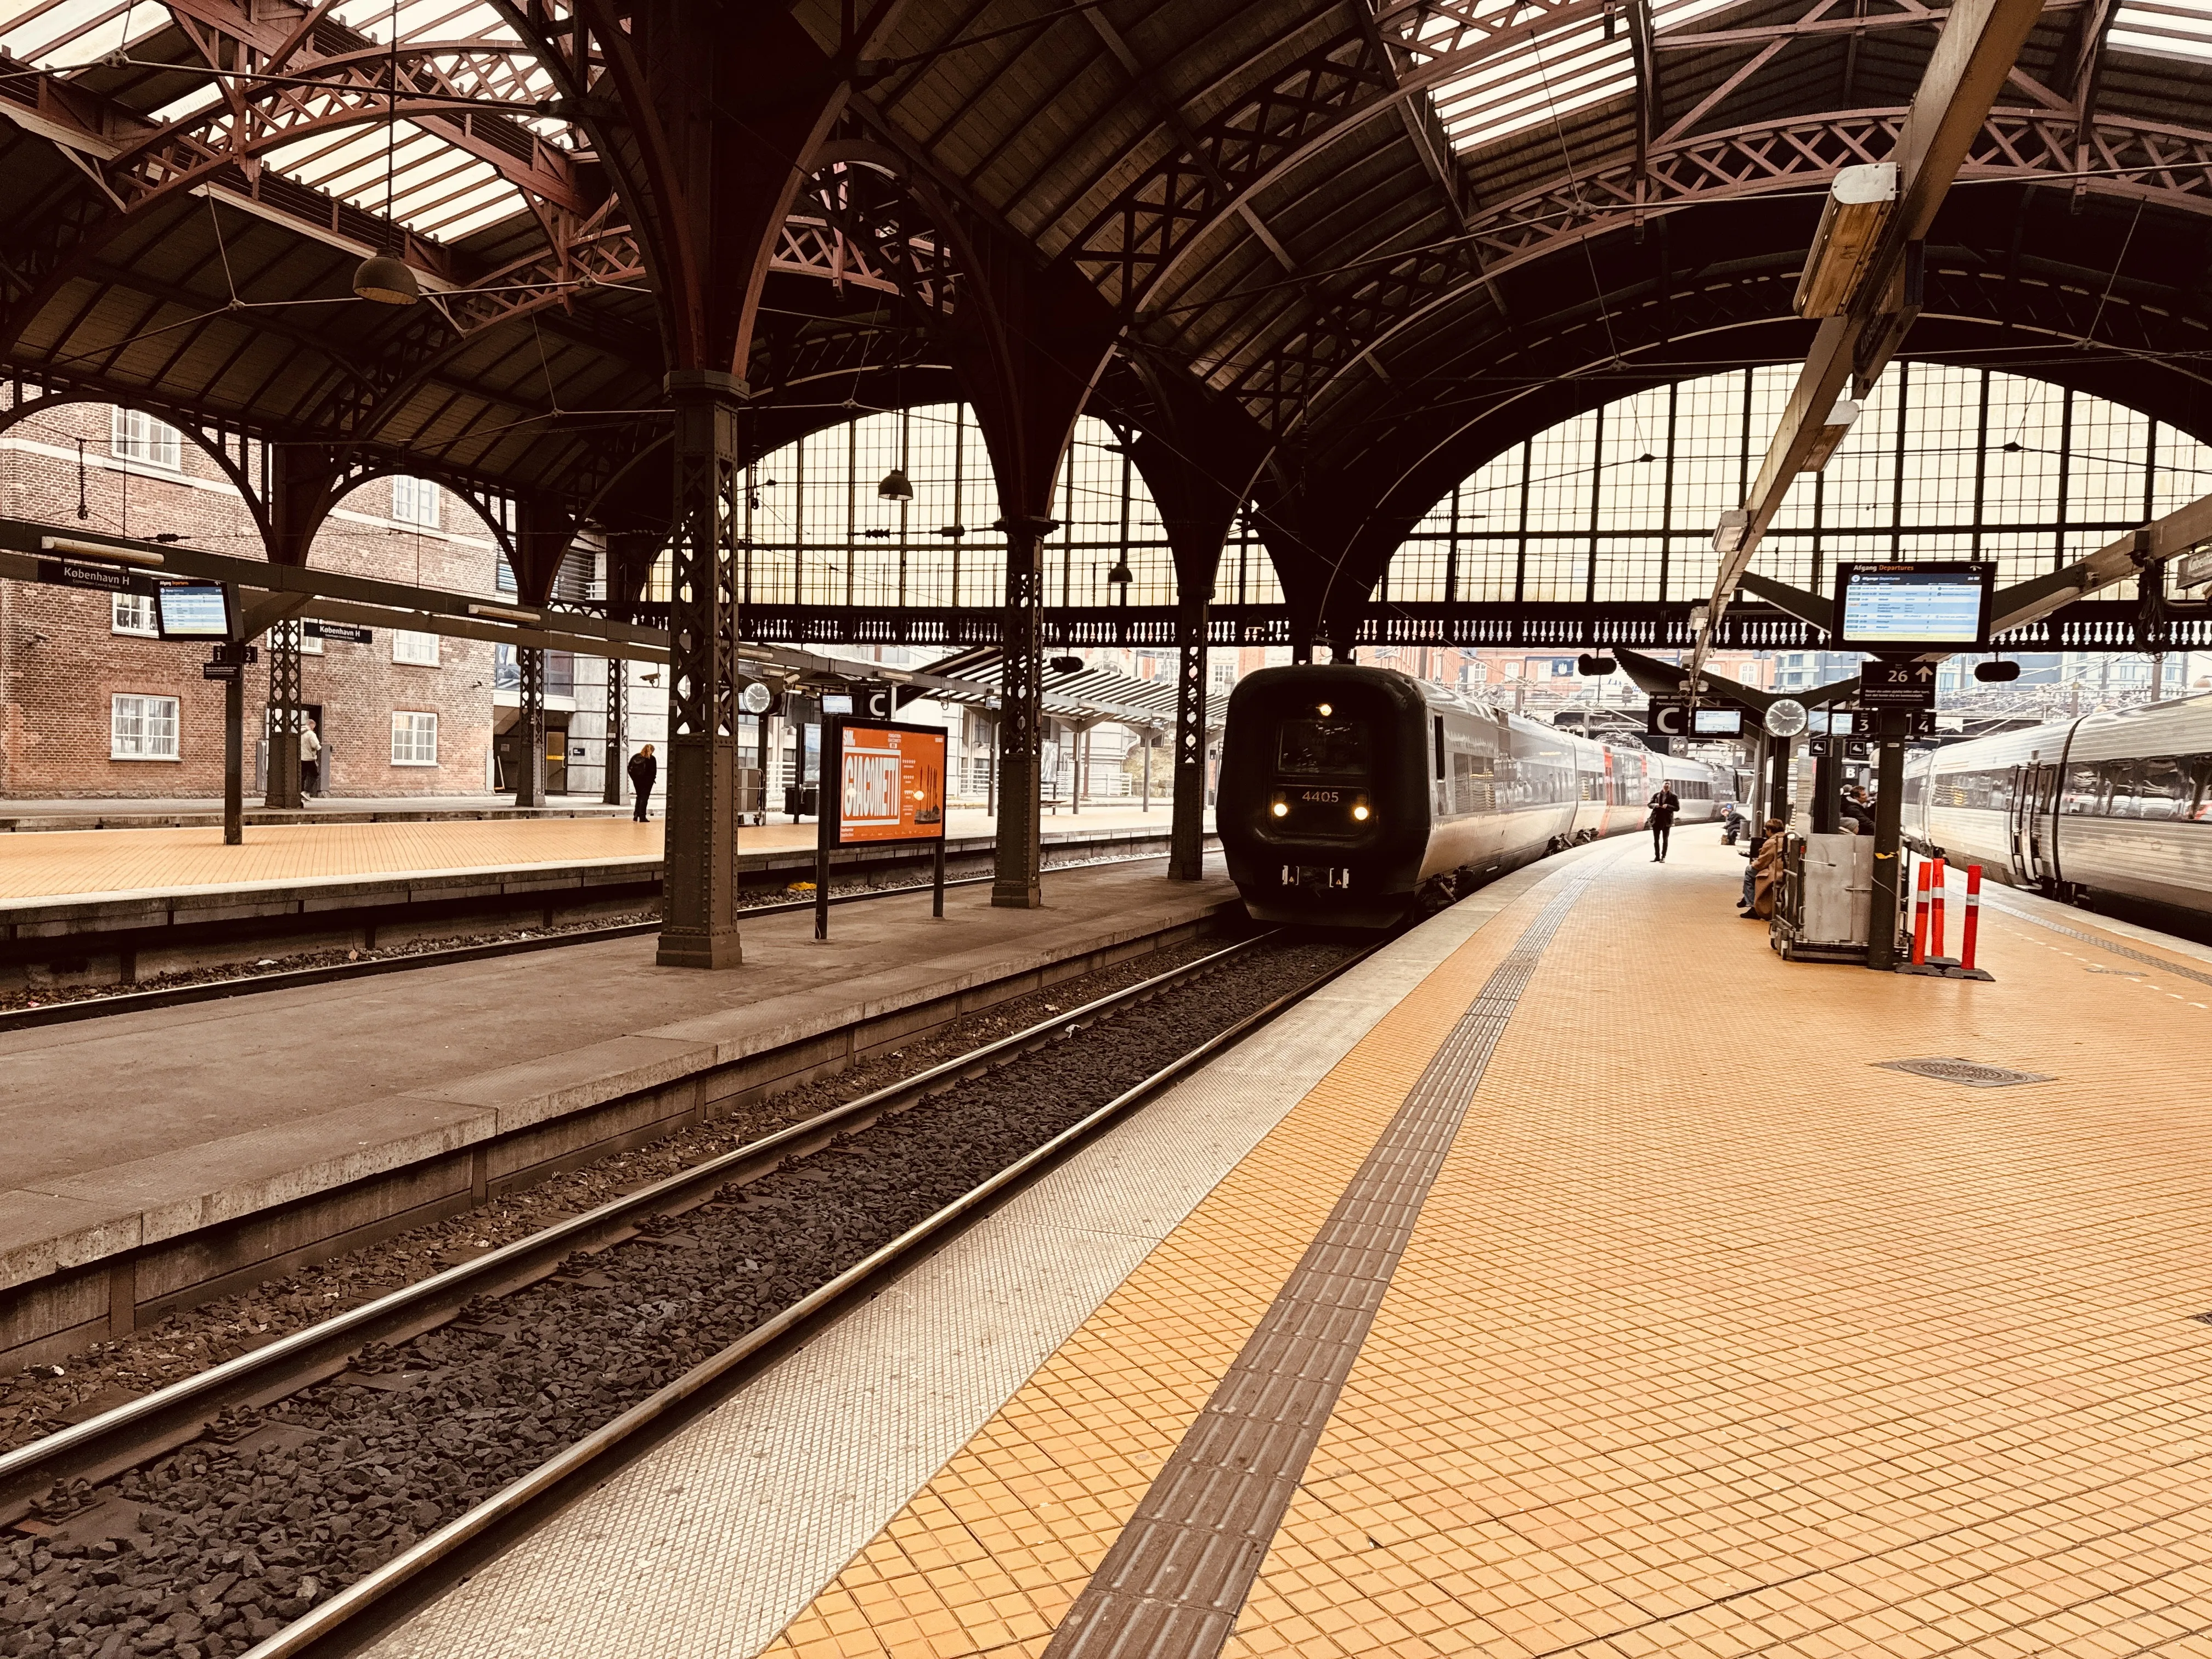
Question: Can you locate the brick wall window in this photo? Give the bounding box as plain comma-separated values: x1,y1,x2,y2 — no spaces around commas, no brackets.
111,694,180,760
392,476,441,528
111,409,182,470
392,628,440,666
111,592,157,637
391,711,438,766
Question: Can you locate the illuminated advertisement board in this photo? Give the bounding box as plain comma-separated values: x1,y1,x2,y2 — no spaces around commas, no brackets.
828,720,946,847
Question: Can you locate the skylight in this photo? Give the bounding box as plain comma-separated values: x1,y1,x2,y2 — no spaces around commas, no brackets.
0,0,574,244
1420,0,1734,157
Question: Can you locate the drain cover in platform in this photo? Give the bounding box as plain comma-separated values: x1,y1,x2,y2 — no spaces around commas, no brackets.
1876,1057,2053,1088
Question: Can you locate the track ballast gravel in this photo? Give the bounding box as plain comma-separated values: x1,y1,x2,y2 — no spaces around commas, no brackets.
0,937,1349,1659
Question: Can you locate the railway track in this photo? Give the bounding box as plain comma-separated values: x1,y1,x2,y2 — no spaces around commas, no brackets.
0,843,1217,1034
0,927,1374,1659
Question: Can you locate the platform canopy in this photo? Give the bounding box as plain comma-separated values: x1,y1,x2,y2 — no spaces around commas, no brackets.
0,0,2203,625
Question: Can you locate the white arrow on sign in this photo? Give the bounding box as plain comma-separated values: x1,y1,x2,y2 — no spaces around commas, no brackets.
1914,665,1934,681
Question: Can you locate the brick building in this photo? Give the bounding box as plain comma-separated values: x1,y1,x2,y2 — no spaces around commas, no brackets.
0,400,517,800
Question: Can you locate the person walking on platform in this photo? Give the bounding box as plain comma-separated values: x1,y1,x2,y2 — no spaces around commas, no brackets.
627,743,657,822
298,716,322,799
1645,781,1681,862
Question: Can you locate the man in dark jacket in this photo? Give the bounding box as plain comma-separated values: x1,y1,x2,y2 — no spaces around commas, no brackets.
627,743,657,822
1646,783,1681,862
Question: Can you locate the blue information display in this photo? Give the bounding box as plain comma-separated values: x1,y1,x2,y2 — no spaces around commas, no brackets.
1835,561,1991,652
1691,707,1742,736
154,582,234,640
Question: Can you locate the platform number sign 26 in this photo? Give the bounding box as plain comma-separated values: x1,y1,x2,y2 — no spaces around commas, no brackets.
1859,660,1937,707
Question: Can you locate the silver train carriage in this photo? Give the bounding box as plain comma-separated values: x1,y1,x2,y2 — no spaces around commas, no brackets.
1217,664,1728,927
1905,691,2212,918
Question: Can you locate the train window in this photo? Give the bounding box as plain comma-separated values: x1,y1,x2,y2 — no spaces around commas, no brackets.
2103,759,2145,818
1434,716,1445,780
2136,757,2190,820
2191,759,2212,822
2062,762,2103,815
1277,719,1369,777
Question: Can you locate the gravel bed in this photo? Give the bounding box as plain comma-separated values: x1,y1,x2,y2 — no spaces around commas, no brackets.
0,931,1242,1448
0,935,1344,1659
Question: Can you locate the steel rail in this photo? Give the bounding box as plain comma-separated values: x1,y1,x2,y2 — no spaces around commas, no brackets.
0,920,1349,1532
0,842,1220,1033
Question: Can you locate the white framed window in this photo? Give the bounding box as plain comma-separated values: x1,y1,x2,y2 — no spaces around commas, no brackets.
392,476,441,528
392,628,441,666
111,694,180,760
111,592,157,637
391,711,438,766
111,408,182,470
300,630,324,656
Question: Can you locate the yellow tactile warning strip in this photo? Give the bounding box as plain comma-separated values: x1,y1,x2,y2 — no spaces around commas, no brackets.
768,834,2212,1659
1216,839,2212,1659
761,860,1583,1659
0,804,1172,900
1043,861,1611,1657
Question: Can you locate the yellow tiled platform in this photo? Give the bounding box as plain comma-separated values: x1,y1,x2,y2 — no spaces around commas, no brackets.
0,804,1171,900
768,836,2212,1659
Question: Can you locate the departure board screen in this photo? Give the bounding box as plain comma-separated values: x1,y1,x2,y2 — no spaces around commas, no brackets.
154,582,233,640
1692,708,1742,736
1835,561,1991,652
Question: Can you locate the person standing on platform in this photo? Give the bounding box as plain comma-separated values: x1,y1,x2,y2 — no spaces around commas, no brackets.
627,743,657,823
1842,785,1875,834
1645,781,1681,862
298,717,322,799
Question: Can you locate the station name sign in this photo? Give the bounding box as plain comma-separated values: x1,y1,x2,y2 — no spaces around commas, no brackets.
38,558,150,594
304,620,374,644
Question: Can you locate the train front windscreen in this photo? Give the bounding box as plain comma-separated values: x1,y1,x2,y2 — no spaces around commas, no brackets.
1271,715,1373,834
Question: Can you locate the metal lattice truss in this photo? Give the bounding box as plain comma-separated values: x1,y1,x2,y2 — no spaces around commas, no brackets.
1233,104,2212,437
0,0,2200,563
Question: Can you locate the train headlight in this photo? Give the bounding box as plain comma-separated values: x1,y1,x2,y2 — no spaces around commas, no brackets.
1317,702,1332,716
1352,803,1370,822
1271,799,1289,819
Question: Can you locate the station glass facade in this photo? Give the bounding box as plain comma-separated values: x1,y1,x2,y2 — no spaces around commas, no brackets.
1379,363,2212,608
712,405,1284,611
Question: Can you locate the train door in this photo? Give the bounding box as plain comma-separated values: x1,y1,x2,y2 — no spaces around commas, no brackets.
2011,763,2058,885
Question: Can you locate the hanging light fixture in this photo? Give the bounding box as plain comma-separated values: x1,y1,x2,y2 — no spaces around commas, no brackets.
353,2,420,306
1107,554,1132,607
877,468,913,502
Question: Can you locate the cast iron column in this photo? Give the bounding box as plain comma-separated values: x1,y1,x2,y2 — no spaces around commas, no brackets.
1867,723,1908,969
223,666,244,845
603,658,625,806
1768,734,1791,830
993,515,1054,908
263,619,303,809
1812,748,1839,834
514,647,548,808
657,369,746,967
1169,591,1210,881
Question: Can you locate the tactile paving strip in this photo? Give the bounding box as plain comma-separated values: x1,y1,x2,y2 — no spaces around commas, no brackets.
1040,861,1610,1659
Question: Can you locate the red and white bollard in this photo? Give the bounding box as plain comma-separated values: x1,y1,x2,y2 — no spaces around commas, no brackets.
1960,864,1983,974
1929,856,1948,963
1911,859,1932,967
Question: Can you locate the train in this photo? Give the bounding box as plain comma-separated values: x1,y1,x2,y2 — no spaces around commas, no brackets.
1907,691,2212,920
1217,665,1733,927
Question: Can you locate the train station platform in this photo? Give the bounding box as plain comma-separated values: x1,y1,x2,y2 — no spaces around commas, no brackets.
0,854,1237,1371
370,830,2212,1659
0,802,1177,901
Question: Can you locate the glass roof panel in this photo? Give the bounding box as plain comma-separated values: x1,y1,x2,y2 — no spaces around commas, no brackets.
1425,0,1733,157
2111,0,2212,61
0,0,572,245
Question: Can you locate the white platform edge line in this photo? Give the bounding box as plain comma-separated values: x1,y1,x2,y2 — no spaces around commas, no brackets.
363,849,1596,1659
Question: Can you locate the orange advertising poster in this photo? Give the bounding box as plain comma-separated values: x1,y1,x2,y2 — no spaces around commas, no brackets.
836,723,948,844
